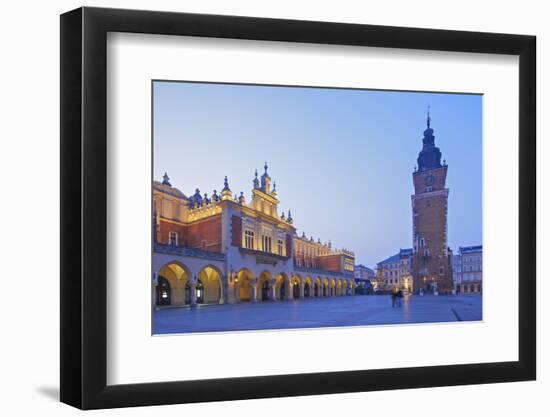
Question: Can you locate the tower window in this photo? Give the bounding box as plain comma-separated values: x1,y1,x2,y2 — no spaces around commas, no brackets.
419,238,425,247
426,186,433,192
277,239,283,255
168,231,178,246
439,266,445,275
424,249,430,257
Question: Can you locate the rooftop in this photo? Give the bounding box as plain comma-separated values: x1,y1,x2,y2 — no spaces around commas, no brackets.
459,245,483,254
153,181,188,199
377,248,413,266
355,264,375,273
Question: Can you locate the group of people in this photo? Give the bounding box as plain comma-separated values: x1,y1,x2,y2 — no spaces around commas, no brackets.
391,289,404,307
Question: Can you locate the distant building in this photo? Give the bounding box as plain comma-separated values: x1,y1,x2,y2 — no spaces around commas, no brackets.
452,254,462,292
453,245,483,294
354,264,375,293
376,248,414,293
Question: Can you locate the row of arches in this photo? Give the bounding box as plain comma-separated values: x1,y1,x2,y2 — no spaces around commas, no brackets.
155,263,222,306
233,269,354,302
154,262,354,307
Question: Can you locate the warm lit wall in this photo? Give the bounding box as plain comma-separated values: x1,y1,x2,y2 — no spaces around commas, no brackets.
158,220,187,246
186,215,222,252
318,254,343,273
158,215,223,252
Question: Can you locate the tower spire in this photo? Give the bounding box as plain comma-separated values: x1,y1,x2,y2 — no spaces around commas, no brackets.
416,106,441,171
260,161,271,193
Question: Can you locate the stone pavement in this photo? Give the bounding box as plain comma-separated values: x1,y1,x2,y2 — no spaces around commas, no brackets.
153,294,482,335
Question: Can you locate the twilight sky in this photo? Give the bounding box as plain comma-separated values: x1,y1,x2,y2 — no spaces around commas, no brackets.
153,81,482,268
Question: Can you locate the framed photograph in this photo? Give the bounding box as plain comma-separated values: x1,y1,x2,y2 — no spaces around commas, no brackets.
60,6,536,409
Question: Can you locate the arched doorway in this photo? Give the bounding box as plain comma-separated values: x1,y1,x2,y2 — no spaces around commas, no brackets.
293,282,300,298
330,279,336,296
323,279,328,296
258,271,272,301
156,276,171,305
197,266,222,304
275,273,288,300
261,280,270,300
314,279,319,297
304,282,311,298
157,262,190,306
422,276,437,294
236,269,254,302
292,276,301,299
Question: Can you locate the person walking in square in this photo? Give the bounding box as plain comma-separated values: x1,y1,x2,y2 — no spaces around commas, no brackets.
396,289,404,308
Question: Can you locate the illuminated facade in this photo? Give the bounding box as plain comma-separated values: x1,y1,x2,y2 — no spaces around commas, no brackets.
152,164,356,307
375,248,414,293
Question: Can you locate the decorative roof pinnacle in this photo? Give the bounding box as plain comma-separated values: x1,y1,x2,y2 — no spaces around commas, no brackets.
223,176,230,190
162,172,171,186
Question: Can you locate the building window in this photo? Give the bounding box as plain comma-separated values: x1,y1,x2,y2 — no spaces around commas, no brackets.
262,235,272,253
168,231,178,246
245,230,254,249
344,259,354,271
424,249,429,257
419,238,425,246
439,266,444,275
277,239,283,255
426,186,433,192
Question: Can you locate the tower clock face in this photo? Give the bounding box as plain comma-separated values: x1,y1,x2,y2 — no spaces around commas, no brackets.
425,174,435,186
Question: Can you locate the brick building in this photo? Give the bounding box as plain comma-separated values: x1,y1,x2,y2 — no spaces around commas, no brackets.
153,164,355,307
411,110,454,294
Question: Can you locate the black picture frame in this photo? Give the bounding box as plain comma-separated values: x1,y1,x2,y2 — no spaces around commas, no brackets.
60,6,536,410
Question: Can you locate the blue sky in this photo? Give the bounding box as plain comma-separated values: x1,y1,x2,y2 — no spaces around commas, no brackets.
153,81,482,268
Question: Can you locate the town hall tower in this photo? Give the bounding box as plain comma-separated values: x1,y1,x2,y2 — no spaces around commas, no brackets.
411,109,453,294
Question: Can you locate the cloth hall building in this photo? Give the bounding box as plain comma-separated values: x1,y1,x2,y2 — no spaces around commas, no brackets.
153,164,356,307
